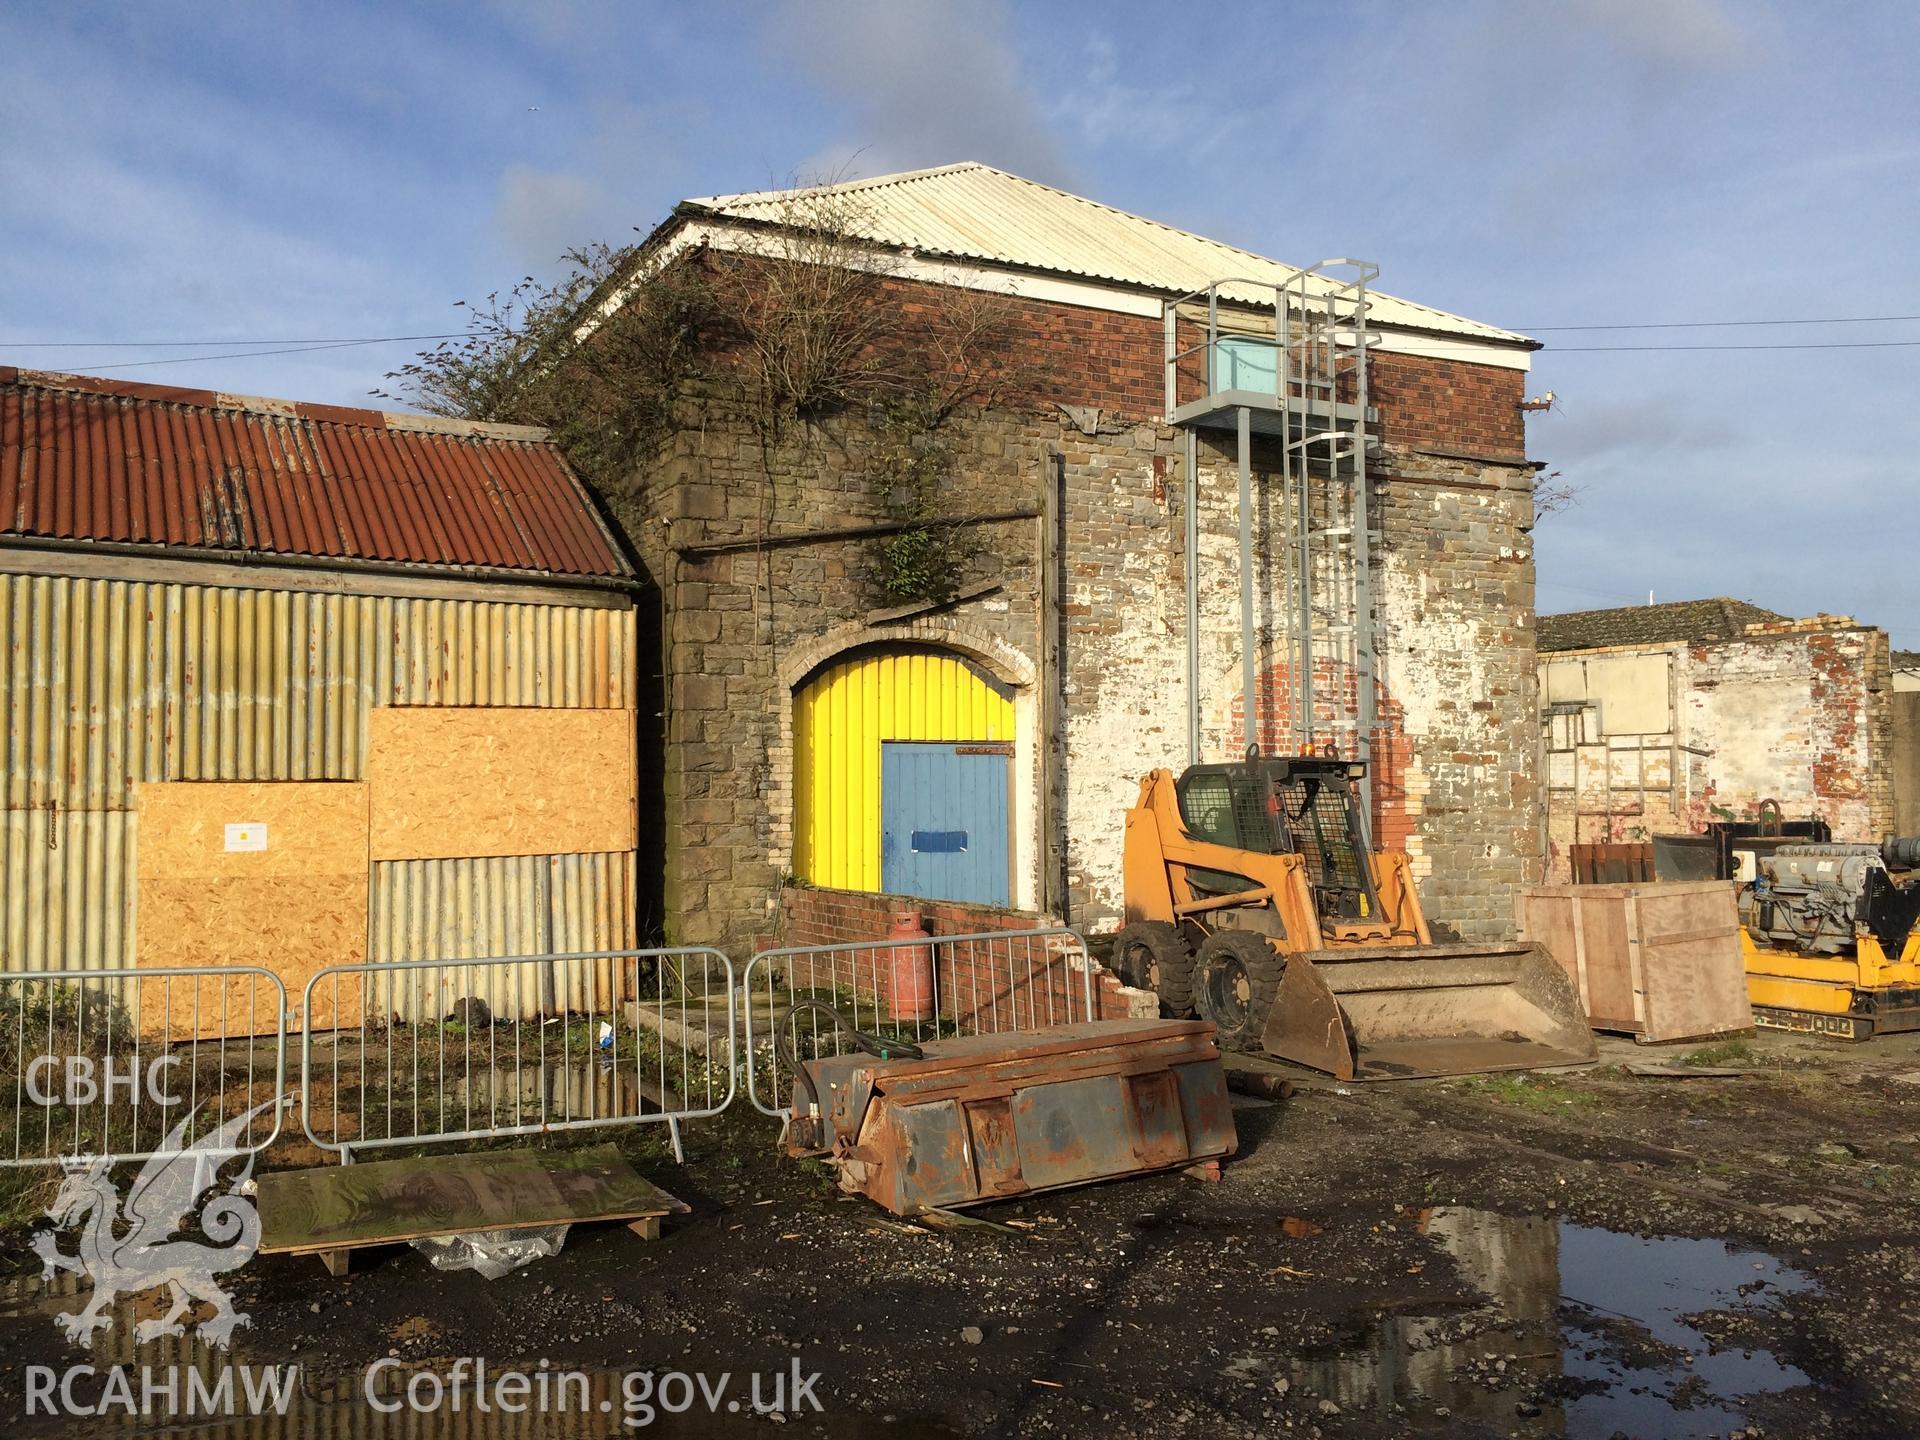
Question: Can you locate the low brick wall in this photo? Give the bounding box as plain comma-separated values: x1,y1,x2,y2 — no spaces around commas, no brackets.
768,885,1150,1023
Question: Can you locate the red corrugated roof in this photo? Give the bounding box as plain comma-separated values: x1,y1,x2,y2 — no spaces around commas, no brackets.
0,368,633,581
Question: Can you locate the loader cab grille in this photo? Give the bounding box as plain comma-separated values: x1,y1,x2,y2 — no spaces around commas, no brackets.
1176,756,1380,922
1270,771,1374,920
1176,770,1282,854
1175,767,1285,898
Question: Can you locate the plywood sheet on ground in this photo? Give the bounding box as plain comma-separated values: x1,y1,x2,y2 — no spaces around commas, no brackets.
367,707,637,861
255,1143,686,1255
135,782,368,1037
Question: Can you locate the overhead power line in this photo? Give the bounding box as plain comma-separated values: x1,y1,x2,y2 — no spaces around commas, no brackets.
15,311,1920,347
0,335,471,375
1548,338,1920,353
1537,579,1654,604
0,333,464,348
73,339,454,373
6,316,1920,373
1522,313,1920,332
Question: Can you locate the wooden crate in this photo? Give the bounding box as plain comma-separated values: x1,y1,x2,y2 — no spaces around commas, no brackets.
1515,881,1751,1043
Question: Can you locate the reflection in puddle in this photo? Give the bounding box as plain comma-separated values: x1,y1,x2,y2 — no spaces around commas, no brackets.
1235,1207,1810,1438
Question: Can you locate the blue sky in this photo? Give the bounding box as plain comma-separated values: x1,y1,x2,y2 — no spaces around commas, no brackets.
3,1,1916,642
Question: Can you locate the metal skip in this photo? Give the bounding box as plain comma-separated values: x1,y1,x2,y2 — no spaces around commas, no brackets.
784,1019,1237,1216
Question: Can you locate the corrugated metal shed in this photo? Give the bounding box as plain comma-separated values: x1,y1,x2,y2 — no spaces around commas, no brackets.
0,368,632,580
0,571,639,974
679,163,1532,346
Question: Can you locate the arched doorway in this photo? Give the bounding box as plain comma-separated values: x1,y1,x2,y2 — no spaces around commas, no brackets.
793,645,1017,905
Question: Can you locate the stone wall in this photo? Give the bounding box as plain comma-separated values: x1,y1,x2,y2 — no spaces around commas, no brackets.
619,267,1541,952
1896,685,1920,836
1371,459,1542,937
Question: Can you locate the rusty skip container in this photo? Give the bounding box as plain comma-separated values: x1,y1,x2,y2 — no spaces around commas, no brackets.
786,1019,1237,1216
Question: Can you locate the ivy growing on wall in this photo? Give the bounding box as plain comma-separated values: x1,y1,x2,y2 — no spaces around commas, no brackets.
384,177,1028,603
865,392,973,607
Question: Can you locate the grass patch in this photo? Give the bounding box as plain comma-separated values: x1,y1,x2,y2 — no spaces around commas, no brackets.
0,1168,57,1236
1458,1074,1599,1114
1682,1037,1755,1068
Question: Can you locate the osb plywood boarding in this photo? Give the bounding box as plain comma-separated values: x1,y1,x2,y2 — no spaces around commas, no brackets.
135,782,368,1036
367,707,637,861
1516,881,1750,1043
138,782,368,879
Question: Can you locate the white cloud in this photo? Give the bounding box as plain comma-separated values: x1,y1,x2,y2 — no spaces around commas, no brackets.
765,0,1069,183
492,165,623,269
1050,33,1243,159
1567,0,1758,68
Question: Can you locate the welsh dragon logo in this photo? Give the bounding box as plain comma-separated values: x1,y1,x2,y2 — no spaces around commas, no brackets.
30,1103,272,1349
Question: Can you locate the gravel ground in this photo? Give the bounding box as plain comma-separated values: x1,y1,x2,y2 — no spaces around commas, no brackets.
1,1028,1917,1438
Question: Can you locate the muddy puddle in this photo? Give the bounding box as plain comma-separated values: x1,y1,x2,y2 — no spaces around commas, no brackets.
1227,1206,1813,1437
2,1188,1818,1438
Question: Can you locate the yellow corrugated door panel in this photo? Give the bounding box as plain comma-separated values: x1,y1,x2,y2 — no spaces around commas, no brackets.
793,649,1014,891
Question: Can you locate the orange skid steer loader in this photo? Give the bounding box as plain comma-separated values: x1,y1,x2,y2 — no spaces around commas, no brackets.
1114,750,1595,1080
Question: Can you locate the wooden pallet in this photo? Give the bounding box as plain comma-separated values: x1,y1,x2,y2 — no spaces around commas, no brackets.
256,1143,687,1276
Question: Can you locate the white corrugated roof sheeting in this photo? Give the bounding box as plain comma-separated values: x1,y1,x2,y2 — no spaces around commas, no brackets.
684,163,1531,347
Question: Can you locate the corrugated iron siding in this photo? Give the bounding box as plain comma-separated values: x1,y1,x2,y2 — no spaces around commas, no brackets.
367,854,638,1020
370,854,637,961
0,369,632,578
0,570,638,973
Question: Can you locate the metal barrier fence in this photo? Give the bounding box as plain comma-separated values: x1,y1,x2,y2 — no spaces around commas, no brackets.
299,948,736,1163
742,928,1098,1117
0,966,287,1166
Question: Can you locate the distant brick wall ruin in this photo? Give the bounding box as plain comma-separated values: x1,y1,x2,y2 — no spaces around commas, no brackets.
1539,620,1895,880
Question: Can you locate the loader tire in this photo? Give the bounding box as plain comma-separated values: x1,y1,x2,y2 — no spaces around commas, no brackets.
1194,929,1286,1051
1111,922,1196,1018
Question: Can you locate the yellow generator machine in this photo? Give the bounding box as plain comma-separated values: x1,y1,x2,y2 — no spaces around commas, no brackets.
1113,750,1596,1080
1739,838,1920,1038
1655,819,1920,1039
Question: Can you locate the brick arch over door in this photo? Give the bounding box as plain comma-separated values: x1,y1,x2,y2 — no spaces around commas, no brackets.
771,620,1039,910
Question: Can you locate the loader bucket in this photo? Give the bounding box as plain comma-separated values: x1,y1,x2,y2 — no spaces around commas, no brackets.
1261,942,1597,1080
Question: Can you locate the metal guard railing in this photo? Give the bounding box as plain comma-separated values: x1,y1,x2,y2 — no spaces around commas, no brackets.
741,927,1098,1118
0,965,287,1167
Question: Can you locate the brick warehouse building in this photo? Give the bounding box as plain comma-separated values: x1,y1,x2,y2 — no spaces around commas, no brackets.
603,164,1546,953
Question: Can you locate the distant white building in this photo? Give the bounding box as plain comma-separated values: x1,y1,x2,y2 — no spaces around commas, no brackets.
1536,598,1915,878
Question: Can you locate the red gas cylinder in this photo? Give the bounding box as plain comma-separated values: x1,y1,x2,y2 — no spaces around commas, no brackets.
885,910,935,1022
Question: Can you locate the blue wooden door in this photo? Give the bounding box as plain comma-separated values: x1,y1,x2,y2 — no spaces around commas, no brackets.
881,742,1011,905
